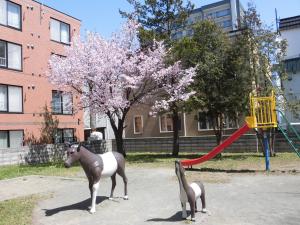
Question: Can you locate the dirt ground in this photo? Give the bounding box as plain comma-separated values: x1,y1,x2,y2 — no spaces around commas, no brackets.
1,166,299,225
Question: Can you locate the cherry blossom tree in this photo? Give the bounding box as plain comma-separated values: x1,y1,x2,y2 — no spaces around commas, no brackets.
152,62,196,156
48,20,195,156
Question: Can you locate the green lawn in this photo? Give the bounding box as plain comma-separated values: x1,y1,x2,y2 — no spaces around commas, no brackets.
0,152,298,181
0,195,43,225
126,152,300,172
0,163,81,180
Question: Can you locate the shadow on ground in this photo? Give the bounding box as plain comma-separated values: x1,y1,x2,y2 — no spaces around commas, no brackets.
43,196,107,216
146,211,187,222
126,153,265,164
186,167,257,173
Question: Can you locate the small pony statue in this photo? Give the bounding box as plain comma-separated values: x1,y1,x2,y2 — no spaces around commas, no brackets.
64,143,128,213
175,160,207,221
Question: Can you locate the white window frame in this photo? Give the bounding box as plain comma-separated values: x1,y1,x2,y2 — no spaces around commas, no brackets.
224,115,239,129
133,115,143,134
197,111,213,131
197,111,239,131
50,18,70,44
159,113,182,133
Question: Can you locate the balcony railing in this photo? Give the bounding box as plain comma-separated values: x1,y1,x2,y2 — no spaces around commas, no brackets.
0,57,6,66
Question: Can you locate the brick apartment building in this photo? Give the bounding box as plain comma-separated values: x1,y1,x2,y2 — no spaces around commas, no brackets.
0,0,83,148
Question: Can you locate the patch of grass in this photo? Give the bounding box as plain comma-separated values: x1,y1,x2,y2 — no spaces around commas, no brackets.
127,152,300,172
127,152,201,165
0,163,81,180
0,194,42,225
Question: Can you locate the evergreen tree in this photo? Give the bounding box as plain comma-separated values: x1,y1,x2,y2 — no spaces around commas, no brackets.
172,20,253,146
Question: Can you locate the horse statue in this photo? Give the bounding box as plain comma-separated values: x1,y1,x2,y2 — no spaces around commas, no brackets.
175,160,207,221
64,143,128,214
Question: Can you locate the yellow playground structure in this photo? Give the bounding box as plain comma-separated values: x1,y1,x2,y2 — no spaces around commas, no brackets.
182,91,299,170
246,91,277,129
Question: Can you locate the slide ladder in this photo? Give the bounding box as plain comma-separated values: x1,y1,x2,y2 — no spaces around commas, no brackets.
276,110,300,158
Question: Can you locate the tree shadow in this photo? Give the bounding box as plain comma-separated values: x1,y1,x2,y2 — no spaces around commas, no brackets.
43,196,108,216
146,211,188,222
186,167,257,173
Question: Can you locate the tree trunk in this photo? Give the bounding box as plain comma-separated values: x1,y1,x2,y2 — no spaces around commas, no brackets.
107,113,126,157
214,116,223,159
114,128,126,157
172,108,180,157
90,113,97,129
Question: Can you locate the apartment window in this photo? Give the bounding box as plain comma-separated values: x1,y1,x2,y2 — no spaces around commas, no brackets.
0,40,21,70
223,20,232,28
159,113,181,132
54,128,75,143
50,18,70,44
52,91,73,115
133,115,143,134
216,9,230,18
0,84,22,113
205,12,216,19
0,0,21,29
198,112,213,130
285,58,300,74
198,112,238,130
0,130,23,148
224,116,238,129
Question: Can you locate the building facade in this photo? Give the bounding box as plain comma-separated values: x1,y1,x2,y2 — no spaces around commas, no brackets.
124,0,245,139
279,15,300,126
0,0,83,148
171,0,244,40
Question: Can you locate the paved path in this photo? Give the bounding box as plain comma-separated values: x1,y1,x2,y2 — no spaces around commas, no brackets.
1,167,300,225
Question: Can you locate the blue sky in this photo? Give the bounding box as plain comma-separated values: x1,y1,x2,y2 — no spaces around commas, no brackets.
41,0,300,38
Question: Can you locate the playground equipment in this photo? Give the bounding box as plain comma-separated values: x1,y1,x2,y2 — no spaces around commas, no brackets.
64,143,128,214
175,160,207,221
276,110,300,158
181,92,296,170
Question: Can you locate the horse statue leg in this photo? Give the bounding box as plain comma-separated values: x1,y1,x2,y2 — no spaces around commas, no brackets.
90,179,100,213
109,173,116,200
198,182,207,213
181,202,187,219
113,152,128,200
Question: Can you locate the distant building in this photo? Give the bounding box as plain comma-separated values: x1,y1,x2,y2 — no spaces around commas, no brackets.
0,0,83,147
279,15,300,126
171,0,244,40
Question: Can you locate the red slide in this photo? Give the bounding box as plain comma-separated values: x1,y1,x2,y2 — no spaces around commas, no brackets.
181,123,251,167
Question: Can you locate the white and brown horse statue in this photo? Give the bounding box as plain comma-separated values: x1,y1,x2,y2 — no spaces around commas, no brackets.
175,160,207,221
64,143,128,214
